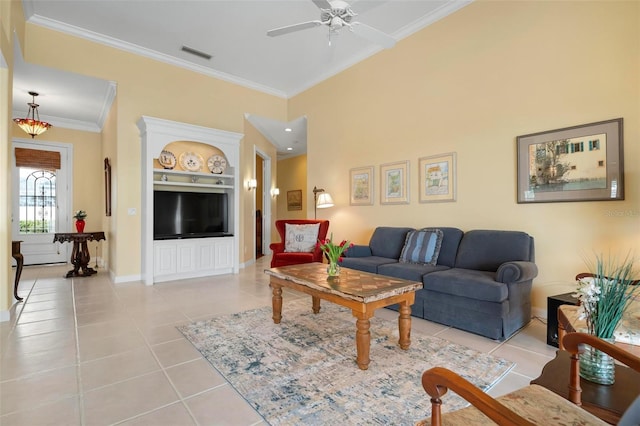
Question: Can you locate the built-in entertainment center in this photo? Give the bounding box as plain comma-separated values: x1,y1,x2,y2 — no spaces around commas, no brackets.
138,116,243,284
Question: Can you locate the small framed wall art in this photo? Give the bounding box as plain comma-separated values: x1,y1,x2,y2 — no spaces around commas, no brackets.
419,152,456,203
350,166,374,205
516,118,624,203
380,161,410,205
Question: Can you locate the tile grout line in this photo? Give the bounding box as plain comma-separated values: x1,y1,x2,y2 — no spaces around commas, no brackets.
71,277,87,426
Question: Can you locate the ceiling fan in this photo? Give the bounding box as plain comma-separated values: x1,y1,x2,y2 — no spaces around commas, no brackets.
267,0,396,49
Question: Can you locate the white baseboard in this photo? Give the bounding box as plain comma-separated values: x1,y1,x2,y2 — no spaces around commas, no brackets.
532,306,547,320
112,273,142,283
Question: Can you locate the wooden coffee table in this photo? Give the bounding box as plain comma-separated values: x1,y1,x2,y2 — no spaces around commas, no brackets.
264,263,423,370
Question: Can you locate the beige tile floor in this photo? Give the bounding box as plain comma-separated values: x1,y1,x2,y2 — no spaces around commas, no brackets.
1,256,556,425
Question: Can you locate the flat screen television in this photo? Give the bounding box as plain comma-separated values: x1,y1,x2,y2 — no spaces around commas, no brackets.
154,190,230,240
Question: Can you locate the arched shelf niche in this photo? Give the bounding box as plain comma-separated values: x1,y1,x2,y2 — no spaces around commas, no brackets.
138,116,243,285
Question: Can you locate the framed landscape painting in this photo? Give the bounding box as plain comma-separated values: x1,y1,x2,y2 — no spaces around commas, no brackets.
350,166,374,205
287,190,302,211
516,118,624,203
419,153,456,203
380,161,409,205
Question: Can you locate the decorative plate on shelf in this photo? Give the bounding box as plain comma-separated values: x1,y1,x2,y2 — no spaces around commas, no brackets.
179,152,204,172
207,154,228,174
158,150,176,169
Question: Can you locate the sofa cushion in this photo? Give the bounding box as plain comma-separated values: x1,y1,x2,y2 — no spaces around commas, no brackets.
378,262,449,282
399,228,444,265
433,227,464,267
339,256,398,274
284,223,320,253
454,230,533,271
369,227,414,259
424,268,508,303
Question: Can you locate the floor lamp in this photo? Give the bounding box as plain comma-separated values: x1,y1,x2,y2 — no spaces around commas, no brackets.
313,186,334,219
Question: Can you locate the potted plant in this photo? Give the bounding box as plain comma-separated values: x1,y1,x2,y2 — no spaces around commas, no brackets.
574,252,638,384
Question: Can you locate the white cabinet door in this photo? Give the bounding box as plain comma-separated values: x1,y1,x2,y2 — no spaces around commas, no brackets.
196,241,215,271
177,243,196,273
154,243,177,276
215,238,233,269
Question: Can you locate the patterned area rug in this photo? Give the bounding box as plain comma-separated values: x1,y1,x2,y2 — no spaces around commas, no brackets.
178,298,514,425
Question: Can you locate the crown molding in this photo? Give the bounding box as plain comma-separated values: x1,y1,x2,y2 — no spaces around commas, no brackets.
394,0,473,40
26,14,288,99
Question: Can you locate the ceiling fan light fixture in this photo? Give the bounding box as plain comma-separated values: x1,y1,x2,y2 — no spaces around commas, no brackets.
13,91,52,138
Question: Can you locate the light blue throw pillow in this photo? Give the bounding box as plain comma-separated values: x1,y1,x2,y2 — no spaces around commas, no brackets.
399,228,444,266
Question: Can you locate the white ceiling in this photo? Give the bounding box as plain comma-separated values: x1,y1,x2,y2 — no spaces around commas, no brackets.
13,0,470,157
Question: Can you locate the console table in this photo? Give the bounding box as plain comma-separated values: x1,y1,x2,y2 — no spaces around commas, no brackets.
12,240,24,301
53,232,105,278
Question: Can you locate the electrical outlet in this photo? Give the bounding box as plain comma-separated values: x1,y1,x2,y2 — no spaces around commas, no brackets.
128,208,136,215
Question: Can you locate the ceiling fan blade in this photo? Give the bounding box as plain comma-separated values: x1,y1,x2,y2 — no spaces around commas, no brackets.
312,0,332,10
267,21,324,37
350,22,396,49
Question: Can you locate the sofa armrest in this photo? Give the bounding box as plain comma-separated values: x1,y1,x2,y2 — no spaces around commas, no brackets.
496,261,538,283
343,244,372,258
270,242,285,254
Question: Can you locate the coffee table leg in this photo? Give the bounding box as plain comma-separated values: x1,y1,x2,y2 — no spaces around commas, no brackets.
271,283,282,324
398,301,412,350
353,311,372,370
312,296,320,314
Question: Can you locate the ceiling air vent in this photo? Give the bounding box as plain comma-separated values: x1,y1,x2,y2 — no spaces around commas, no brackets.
181,45,212,60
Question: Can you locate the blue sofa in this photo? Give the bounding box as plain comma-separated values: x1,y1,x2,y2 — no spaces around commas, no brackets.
340,227,538,340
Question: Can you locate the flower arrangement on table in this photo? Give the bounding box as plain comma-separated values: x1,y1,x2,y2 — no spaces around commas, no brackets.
317,234,353,277
574,253,638,339
73,210,87,233
73,210,87,220
574,252,638,384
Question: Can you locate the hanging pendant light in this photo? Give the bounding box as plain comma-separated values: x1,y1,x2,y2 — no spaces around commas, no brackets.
13,91,52,138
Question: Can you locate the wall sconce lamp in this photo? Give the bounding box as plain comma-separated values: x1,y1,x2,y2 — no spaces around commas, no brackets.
313,186,334,219
271,187,280,197
247,179,257,190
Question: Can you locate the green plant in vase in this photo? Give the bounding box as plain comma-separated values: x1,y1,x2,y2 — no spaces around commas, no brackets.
574,252,638,384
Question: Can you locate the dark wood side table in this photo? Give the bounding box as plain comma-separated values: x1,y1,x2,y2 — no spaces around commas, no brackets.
53,232,106,278
531,350,640,424
11,240,24,301
532,304,640,424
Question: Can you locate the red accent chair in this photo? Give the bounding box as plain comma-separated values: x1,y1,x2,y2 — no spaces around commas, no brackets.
270,220,330,268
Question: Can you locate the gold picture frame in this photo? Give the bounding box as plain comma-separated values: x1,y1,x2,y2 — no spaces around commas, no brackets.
287,189,302,211
349,166,374,206
380,161,409,205
419,153,456,203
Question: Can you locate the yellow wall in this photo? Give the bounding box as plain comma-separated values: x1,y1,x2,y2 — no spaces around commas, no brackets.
276,155,308,224
21,23,286,277
243,120,278,260
101,93,117,272
291,1,640,312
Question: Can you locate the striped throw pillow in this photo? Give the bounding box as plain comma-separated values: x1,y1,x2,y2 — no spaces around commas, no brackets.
399,228,444,265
